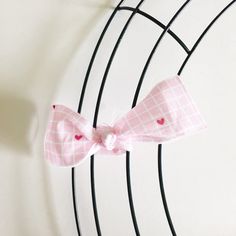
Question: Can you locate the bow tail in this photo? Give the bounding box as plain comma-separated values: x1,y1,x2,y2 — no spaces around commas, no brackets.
114,76,207,143
44,134,97,167
44,105,97,167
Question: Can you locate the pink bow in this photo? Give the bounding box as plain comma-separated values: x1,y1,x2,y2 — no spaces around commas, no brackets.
44,76,206,167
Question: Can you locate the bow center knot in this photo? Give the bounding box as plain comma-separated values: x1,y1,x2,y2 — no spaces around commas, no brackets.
96,125,117,151
101,132,117,151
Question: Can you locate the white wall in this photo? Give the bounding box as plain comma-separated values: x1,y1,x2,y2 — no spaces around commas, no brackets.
1,0,236,235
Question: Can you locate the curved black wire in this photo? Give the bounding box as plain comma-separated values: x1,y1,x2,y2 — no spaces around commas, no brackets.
158,1,236,236
118,6,190,54
178,0,236,76
72,1,125,235
125,1,191,235
72,0,236,235
158,144,178,235
71,168,81,236
91,1,144,235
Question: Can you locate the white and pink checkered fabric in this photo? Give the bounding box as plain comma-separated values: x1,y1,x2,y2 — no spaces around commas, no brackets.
44,76,207,167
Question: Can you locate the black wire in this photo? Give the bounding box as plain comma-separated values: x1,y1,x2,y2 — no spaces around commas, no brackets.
158,144,177,235
132,0,190,107
125,1,190,236
125,151,140,235
72,1,125,235
91,1,145,235
157,1,236,236
71,168,81,236
77,1,125,112
178,0,236,76
72,0,236,235
118,6,190,54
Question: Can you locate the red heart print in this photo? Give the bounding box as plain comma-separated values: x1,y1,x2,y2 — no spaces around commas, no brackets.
157,118,165,125
75,135,83,141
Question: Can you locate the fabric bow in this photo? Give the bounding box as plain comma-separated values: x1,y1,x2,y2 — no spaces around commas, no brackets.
44,76,206,167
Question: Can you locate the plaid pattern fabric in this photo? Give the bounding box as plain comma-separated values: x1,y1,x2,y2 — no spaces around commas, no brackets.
44,76,207,167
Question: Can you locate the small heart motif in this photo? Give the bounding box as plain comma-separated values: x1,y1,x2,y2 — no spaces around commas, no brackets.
75,134,83,141
52,105,56,109
157,118,165,125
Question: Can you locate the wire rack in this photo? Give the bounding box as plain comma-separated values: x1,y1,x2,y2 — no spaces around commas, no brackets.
71,0,236,235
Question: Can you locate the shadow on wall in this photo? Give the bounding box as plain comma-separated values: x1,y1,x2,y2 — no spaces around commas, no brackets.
0,90,36,154
0,1,112,235
0,0,112,156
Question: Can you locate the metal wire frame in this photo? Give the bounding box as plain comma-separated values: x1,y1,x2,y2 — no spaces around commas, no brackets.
125,1,191,235
71,0,236,235
159,0,236,235
118,6,190,54
72,1,125,235
91,1,145,234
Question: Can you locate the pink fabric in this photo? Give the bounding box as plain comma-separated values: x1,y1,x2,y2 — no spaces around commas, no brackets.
44,76,207,167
